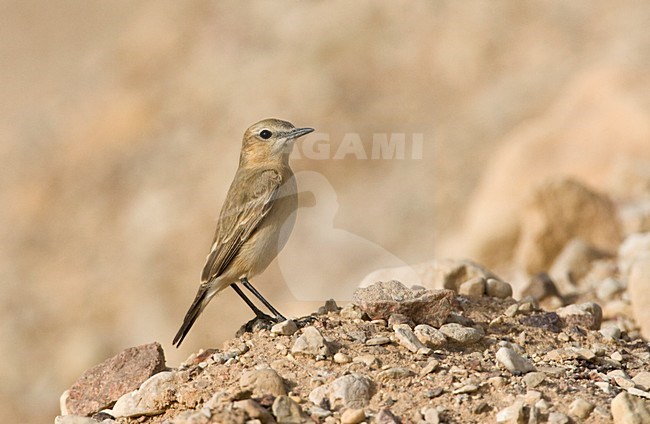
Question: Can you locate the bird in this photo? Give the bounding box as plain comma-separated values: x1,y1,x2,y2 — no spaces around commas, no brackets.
173,118,314,347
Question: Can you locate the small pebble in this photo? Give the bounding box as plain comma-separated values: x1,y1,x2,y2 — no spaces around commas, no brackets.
340,304,364,320
334,352,351,364
366,336,391,346
394,324,427,353
547,411,569,424
458,276,486,297
569,398,594,419
496,401,525,423
414,324,447,348
439,323,484,345
340,408,365,424
523,372,546,388
496,347,536,375
422,406,440,423
420,359,439,376
486,278,513,299
271,320,298,336
632,371,650,391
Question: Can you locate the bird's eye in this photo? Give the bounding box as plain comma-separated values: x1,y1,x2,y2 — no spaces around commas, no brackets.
259,129,272,139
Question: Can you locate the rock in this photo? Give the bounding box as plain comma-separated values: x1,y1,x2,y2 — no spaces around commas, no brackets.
111,371,177,418
611,391,650,424
333,352,352,364
272,395,308,424
549,238,610,293
358,258,500,292
438,323,484,345
496,401,525,423
632,372,650,391
628,256,650,339
271,320,298,336
547,412,570,424
569,398,594,419
419,359,439,376
340,304,365,320
365,336,391,346
619,232,650,276
353,354,380,369
556,302,602,330
233,399,275,423
600,326,621,340
452,384,478,394
458,276,485,296
485,278,513,299
387,313,414,327
353,281,455,327
308,373,373,409
377,367,415,381
393,324,427,353
519,312,562,333
522,372,545,388
596,277,624,301
320,299,339,313
65,342,166,416
54,416,102,424
421,407,440,423
239,368,286,397
627,387,650,400
414,324,447,348
375,408,400,424
340,408,366,424
496,347,535,375
515,177,621,275
521,273,561,301
291,326,331,357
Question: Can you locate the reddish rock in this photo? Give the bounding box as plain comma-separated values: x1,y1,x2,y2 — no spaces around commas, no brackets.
66,342,166,416
353,281,455,328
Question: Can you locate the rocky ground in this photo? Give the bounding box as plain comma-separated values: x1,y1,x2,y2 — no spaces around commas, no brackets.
57,256,650,424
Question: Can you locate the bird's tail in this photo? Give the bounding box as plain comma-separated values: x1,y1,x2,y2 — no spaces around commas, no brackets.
173,284,211,347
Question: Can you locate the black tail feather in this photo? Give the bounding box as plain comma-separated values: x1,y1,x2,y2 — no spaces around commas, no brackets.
173,286,209,347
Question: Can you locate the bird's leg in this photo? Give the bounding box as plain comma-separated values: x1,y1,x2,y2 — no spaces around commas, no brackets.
230,283,272,320
241,278,287,322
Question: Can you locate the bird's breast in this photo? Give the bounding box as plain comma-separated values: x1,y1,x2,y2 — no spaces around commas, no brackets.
239,172,298,276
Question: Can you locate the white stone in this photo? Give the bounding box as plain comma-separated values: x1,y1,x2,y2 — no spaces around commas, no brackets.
496,347,536,375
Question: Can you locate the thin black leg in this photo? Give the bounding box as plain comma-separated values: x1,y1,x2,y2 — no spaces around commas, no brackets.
241,278,286,321
231,284,271,319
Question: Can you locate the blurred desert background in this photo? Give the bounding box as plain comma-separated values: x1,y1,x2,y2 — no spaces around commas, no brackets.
2,1,650,422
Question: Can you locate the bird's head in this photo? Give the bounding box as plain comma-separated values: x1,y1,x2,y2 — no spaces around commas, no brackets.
240,119,314,167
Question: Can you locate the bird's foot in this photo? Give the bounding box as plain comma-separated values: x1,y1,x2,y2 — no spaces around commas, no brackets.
236,313,276,336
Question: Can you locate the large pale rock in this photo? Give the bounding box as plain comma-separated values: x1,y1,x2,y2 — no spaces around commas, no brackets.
65,342,166,416
240,368,286,397
628,256,650,340
516,178,621,275
291,326,331,357
359,258,499,292
353,281,455,327
308,373,373,409
611,392,650,424
111,371,178,418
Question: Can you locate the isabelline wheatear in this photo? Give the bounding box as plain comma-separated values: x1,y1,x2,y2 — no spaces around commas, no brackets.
173,119,314,347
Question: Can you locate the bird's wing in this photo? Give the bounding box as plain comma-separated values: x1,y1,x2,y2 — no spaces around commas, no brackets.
200,168,282,283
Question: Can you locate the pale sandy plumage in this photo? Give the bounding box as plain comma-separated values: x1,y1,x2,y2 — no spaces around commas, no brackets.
173,119,313,347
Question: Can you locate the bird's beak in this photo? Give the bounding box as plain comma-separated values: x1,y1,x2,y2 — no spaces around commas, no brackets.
287,127,315,139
